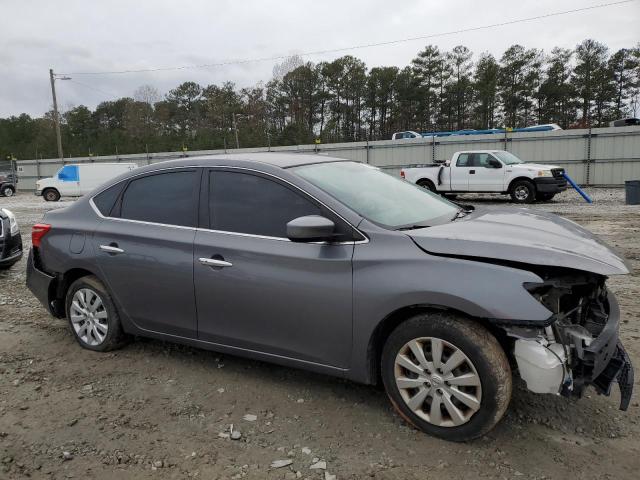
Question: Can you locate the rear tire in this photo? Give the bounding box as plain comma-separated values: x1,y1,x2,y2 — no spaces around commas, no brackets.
381,312,512,442
1,185,14,197
509,180,535,204
43,188,60,202
65,275,128,352
417,179,437,193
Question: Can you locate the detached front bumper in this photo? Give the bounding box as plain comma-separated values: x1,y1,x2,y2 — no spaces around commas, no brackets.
34,190,42,196
566,293,634,410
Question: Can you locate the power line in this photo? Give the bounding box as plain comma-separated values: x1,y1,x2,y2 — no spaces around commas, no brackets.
65,79,119,99
59,0,637,76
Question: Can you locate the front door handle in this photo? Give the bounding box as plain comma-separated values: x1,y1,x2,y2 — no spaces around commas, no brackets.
469,170,476,174
99,244,124,254
199,257,233,268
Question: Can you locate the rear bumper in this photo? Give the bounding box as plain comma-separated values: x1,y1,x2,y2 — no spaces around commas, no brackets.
534,177,568,193
26,249,57,315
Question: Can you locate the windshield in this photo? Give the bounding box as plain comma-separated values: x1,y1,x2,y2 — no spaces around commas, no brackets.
493,151,524,165
292,161,459,229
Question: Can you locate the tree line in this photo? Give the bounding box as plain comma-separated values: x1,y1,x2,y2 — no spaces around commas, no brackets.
1,39,639,160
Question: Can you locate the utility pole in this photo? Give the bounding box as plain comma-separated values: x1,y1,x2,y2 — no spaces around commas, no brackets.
49,69,63,159
232,113,239,149
49,69,70,160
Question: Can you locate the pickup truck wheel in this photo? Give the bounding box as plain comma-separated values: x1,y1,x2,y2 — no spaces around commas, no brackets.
65,275,129,352
510,180,535,204
417,179,436,193
43,188,61,202
381,312,512,442
1,185,14,197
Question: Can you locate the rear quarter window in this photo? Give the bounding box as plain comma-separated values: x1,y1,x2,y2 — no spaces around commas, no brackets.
93,182,125,217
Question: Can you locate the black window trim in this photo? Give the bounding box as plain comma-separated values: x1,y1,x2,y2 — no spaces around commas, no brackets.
88,165,368,243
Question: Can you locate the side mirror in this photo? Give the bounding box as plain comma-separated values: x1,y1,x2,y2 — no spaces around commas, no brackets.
487,159,502,169
287,215,335,242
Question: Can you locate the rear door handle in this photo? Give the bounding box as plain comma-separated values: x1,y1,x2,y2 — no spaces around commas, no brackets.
99,244,124,254
199,257,233,268
469,170,476,174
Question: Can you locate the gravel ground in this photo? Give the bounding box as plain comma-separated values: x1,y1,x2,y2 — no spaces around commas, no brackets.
1,189,639,480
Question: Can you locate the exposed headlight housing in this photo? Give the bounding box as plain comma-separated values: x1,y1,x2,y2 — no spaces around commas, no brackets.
1,208,19,236
537,170,553,177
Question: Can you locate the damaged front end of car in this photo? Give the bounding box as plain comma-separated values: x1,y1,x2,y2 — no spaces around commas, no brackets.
504,270,634,410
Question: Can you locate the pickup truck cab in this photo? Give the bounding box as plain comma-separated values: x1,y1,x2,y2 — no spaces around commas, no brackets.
401,150,567,203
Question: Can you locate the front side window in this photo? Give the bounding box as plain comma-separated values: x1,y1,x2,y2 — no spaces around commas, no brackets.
293,162,459,229
209,171,323,238
119,170,198,227
474,153,491,167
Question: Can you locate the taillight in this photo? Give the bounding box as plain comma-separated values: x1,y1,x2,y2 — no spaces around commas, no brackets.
400,170,405,178
32,224,51,248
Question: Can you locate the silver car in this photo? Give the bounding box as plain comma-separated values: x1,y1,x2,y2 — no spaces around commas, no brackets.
26,153,634,441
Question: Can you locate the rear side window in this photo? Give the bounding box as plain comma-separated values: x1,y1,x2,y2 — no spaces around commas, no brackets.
456,154,471,167
209,171,321,238
119,171,198,227
93,182,124,216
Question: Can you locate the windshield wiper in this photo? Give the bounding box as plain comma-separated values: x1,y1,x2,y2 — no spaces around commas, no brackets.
396,224,430,231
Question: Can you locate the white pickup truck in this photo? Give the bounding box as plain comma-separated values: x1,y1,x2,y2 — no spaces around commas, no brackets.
400,150,568,203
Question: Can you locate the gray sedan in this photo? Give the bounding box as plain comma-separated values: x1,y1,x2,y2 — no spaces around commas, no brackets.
26,153,633,441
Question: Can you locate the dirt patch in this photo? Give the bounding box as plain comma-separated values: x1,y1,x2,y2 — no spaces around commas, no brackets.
1,190,639,479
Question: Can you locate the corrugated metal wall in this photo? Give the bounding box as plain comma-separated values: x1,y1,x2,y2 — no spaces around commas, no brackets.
14,125,640,190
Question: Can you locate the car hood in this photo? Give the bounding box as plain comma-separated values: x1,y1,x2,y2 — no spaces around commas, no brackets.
407,208,630,276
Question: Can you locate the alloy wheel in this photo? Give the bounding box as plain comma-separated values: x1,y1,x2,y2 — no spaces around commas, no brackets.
514,185,530,201
393,337,482,427
69,288,109,346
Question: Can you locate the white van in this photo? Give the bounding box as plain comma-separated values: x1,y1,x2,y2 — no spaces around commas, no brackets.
36,163,137,201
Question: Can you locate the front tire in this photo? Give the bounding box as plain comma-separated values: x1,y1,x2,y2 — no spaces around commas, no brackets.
1,185,14,197
509,180,535,204
43,188,61,202
65,275,128,351
381,312,512,442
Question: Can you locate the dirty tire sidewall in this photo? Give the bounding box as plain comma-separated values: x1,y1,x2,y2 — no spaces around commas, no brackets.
510,180,535,204
43,189,60,202
65,275,128,352
381,312,512,442
417,180,436,193
2,186,14,197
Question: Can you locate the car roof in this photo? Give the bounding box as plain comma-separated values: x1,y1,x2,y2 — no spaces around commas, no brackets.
141,152,349,170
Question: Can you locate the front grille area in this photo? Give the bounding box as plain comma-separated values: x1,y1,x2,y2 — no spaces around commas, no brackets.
551,168,565,178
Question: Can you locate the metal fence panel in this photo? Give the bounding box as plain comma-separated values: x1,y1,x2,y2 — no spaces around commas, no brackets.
15,125,640,189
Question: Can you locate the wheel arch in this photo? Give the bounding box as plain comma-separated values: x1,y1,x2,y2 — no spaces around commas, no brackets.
51,267,101,317
507,176,536,192
365,304,508,386
416,178,436,190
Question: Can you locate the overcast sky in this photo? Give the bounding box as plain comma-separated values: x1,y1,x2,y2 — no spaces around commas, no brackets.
1,0,638,117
